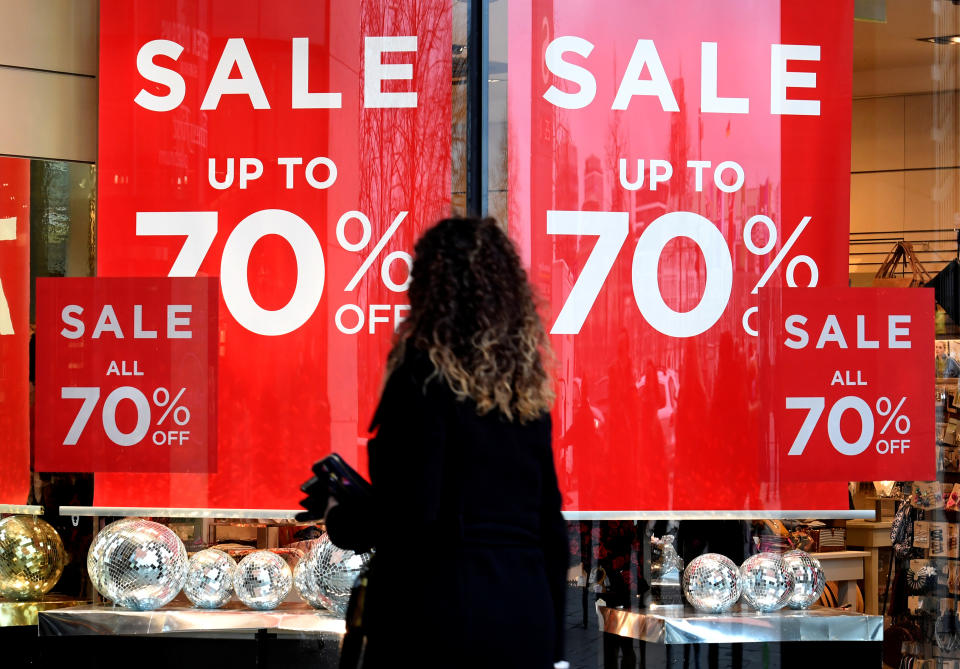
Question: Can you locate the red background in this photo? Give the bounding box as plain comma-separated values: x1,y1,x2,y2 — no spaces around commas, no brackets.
0,158,30,504
760,287,935,482
510,0,854,510
94,0,864,512
96,0,451,507
35,277,218,473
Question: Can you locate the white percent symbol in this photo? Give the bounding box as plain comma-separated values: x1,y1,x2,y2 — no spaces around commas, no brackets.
337,210,412,292
153,386,191,426
0,217,17,334
742,215,819,336
876,396,910,434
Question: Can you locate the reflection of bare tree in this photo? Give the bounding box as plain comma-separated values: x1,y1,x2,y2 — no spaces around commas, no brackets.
451,44,467,216
359,1,451,230
604,108,629,215
357,0,452,404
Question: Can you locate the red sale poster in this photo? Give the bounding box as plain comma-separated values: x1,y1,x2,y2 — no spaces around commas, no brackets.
96,1,451,507
35,278,218,473
0,158,30,504
509,0,854,510
760,287,935,482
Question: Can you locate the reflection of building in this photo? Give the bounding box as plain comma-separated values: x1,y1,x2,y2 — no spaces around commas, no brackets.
583,154,603,211
555,123,579,211
669,76,689,211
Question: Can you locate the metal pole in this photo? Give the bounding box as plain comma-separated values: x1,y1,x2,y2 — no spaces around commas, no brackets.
466,0,488,217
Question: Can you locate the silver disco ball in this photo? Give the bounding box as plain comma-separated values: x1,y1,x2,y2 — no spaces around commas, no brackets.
682,553,741,613
184,549,237,608
0,516,67,600
739,552,795,612
782,550,825,609
294,552,332,610
233,551,292,610
87,518,187,610
306,534,372,617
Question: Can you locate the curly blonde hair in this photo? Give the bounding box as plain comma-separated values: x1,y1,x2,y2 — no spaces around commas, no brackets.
387,217,554,422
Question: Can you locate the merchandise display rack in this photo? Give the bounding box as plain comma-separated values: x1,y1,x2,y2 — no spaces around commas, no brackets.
598,603,883,643
59,506,302,521
11,509,344,668
33,603,343,669
0,595,89,628
563,510,876,521
0,505,43,515
597,604,883,667
38,601,346,637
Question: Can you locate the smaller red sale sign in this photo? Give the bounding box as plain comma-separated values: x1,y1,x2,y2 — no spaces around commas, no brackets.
35,278,217,473
760,287,935,482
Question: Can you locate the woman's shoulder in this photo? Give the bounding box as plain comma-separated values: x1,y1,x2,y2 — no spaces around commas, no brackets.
369,348,448,429
385,347,444,396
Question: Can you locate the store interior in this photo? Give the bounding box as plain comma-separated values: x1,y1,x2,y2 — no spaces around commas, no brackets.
4,1,960,668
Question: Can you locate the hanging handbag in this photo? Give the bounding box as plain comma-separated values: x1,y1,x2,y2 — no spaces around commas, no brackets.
891,501,924,559
873,241,932,287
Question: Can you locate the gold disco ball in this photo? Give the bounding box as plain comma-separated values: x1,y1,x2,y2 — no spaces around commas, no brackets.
0,516,67,600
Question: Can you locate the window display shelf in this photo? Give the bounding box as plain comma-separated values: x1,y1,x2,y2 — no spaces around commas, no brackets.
61,507,877,522
0,596,89,627
38,602,345,638
808,550,868,581
562,510,875,521
598,603,882,644
0,505,43,515
59,506,302,521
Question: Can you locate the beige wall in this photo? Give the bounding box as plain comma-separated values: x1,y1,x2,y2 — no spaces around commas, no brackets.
0,0,98,162
850,92,960,282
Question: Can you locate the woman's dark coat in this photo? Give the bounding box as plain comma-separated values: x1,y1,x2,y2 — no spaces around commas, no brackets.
326,351,568,669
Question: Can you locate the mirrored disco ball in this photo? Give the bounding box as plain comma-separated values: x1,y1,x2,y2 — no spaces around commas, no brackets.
682,553,740,613
294,553,332,610
782,550,825,609
308,534,372,617
739,552,795,612
184,549,237,608
87,518,187,611
0,516,66,601
234,551,292,610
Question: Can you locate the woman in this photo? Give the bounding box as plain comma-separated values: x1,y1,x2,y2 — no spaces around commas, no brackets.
325,217,568,669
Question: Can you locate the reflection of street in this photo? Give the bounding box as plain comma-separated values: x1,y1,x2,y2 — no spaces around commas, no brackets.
560,377,604,508
573,520,645,669
609,332,641,480
637,365,678,454
637,358,665,473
